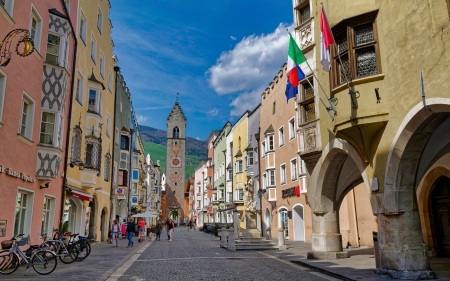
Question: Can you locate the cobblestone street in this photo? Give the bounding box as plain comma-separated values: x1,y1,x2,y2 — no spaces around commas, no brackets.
109,228,340,281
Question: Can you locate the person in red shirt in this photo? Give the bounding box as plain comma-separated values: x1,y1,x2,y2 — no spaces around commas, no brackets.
138,218,146,242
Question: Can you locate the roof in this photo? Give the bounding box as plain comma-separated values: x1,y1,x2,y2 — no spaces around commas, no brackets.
234,149,242,157
264,124,274,135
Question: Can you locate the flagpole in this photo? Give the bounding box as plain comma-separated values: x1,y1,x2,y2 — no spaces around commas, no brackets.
321,4,356,107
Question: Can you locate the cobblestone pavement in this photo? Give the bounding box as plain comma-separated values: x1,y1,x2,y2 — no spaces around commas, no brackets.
113,227,340,281
0,236,145,281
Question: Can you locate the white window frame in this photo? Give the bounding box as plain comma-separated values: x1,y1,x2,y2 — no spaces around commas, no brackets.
30,4,43,53
248,151,254,166
112,162,117,186
108,69,112,92
106,113,111,138
46,32,61,66
263,173,267,189
64,0,70,14
41,195,56,234
14,187,35,237
99,51,105,78
97,6,103,33
235,189,243,201
75,72,84,105
278,126,284,147
90,33,97,63
268,170,275,187
261,141,266,158
79,10,87,44
280,164,286,185
0,0,14,17
227,169,232,181
87,87,101,116
39,111,56,145
0,69,6,124
300,159,306,176
57,114,63,149
289,117,296,140
291,158,298,181
19,92,35,140
267,135,274,151
235,160,242,173
115,128,119,145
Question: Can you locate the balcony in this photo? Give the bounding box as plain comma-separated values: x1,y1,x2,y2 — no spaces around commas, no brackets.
36,145,63,180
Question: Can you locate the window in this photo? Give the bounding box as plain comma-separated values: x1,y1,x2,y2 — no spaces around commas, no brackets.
64,0,70,14
279,127,284,147
235,160,242,173
108,70,112,92
91,35,97,63
46,34,60,65
99,52,105,78
219,189,224,200
19,93,34,140
0,0,13,17
301,80,315,123
261,141,266,157
39,112,55,145
268,135,274,151
227,192,232,203
113,162,117,185
75,76,84,104
71,125,82,163
227,169,232,181
280,164,286,185
173,126,179,138
115,128,119,145
120,135,129,150
291,159,298,181
268,170,275,186
289,118,295,140
263,173,267,189
272,101,276,115
295,3,311,26
132,170,139,180
118,170,128,186
104,153,111,181
79,12,87,44
41,197,54,234
213,193,217,201
236,189,243,201
97,7,103,33
332,14,380,88
57,115,63,149
87,89,101,115
247,151,254,166
14,190,33,237
0,70,6,123
300,159,306,175
106,114,110,137
30,6,43,52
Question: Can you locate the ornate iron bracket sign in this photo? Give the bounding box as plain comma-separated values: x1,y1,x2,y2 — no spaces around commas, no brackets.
0,29,35,67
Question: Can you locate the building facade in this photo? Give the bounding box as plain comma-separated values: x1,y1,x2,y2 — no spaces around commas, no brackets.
164,99,187,224
0,0,76,245
64,0,115,242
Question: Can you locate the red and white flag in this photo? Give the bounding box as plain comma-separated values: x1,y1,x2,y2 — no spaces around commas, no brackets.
320,7,334,72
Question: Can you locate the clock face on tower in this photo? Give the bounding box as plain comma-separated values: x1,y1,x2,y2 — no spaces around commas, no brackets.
171,156,182,168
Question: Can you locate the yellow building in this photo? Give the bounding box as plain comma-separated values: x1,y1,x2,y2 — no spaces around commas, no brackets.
64,0,115,242
303,0,450,278
231,111,250,233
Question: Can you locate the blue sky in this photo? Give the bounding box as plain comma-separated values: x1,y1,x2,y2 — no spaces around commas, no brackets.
110,0,293,140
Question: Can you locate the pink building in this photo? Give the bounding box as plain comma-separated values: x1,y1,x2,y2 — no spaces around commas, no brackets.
0,0,76,245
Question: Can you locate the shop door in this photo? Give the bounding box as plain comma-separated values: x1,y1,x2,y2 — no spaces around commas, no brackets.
280,209,288,238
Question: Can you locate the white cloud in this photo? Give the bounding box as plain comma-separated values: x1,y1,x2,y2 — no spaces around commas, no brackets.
230,36,236,41
207,23,292,95
229,87,265,117
195,137,200,140
207,108,219,116
136,115,148,124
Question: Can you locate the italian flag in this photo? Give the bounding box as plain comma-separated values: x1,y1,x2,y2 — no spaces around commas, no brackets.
286,33,306,101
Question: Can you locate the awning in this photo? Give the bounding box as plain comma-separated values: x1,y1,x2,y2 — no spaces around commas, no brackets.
71,190,93,202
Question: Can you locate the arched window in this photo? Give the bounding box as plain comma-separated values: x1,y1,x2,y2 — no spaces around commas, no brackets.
173,126,179,138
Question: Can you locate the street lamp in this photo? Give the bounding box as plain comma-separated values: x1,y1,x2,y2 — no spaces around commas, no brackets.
0,29,35,67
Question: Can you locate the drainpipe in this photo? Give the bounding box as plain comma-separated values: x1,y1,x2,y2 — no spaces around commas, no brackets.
127,128,134,218
60,0,77,230
255,129,263,237
109,66,120,226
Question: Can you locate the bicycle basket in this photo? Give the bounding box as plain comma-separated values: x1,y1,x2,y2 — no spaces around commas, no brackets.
1,240,13,249
78,236,88,241
16,236,29,246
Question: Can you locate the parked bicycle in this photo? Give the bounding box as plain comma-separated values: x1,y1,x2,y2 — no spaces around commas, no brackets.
68,233,91,261
0,234,57,275
40,229,78,264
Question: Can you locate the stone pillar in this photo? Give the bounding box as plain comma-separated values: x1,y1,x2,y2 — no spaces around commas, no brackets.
227,227,236,251
375,210,434,280
241,213,260,238
232,208,239,240
219,227,226,248
307,211,349,259
277,228,286,250
265,226,272,241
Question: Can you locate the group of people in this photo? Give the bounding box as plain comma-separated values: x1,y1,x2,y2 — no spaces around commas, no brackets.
185,220,195,231
108,217,178,247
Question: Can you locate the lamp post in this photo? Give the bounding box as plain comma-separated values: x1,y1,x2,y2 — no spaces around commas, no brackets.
0,29,35,67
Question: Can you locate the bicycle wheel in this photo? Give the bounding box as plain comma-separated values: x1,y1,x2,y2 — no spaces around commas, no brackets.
75,242,88,261
0,250,19,275
59,245,78,264
32,250,57,275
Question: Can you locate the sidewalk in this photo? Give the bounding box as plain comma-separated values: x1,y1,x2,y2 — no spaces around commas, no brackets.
0,237,147,281
262,239,450,281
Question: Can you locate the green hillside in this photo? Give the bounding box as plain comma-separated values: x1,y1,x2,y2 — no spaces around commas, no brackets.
143,141,202,178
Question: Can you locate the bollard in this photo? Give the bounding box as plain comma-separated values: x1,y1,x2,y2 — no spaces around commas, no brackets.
219,227,226,248
278,227,286,250
227,227,236,251
265,226,272,240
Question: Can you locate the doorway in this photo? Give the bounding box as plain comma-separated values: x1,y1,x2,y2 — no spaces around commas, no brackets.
432,176,450,257
279,208,288,238
293,204,305,241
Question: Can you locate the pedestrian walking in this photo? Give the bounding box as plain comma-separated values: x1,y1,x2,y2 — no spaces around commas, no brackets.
167,219,175,242
126,217,136,248
138,218,146,242
155,221,162,241
111,219,121,247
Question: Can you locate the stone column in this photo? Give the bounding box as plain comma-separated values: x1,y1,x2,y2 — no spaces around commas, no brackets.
307,211,348,259
277,227,286,250
376,210,434,280
227,227,236,251
232,208,239,240
219,227,226,248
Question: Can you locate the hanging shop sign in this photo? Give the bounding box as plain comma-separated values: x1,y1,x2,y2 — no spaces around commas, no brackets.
0,165,35,183
282,186,300,199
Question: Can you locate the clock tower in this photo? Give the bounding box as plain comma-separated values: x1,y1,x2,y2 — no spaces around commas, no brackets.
165,97,187,223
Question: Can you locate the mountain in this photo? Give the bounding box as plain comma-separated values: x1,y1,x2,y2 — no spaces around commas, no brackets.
138,125,207,176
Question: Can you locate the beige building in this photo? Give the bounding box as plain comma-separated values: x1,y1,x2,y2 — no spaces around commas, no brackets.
302,0,450,278
64,0,115,242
